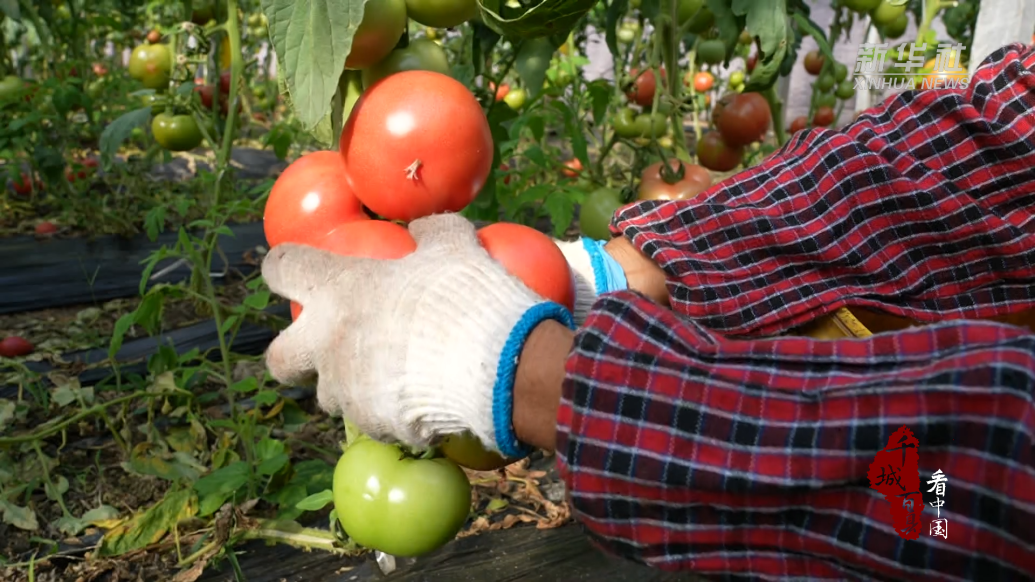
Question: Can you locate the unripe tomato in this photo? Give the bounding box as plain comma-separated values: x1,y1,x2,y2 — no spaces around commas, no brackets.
638,160,712,201
633,113,667,138
128,43,172,90
345,0,407,69
333,439,471,557
841,0,881,13
0,336,34,357
835,80,856,100
815,92,838,109
0,75,23,103
696,131,743,172
691,71,713,92
788,115,809,133
561,158,583,178
141,92,166,114
361,38,450,88
191,0,217,24
152,112,203,151
440,432,514,471
833,62,849,82
477,222,576,312
804,50,825,76
871,0,907,25
405,0,478,28
503,87,526,110
729,70,745,87
625,67,664,108
813,105,836,127
816,73,836,92
617,26,636,44
697,39,726,65
678,0,713,33
738,30,753,45
613,107,641,138
263,151,369,248
339,71,493,222
714,92,771,147
579,187,624,240
289,220,416,319
881,12,908,39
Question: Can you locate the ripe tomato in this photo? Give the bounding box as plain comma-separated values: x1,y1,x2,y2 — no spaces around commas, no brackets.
146,29,162,44
219,70,233,94
503,87,526,110
638,160,712,201
35,221,58,235
289,220,416,319
692,71,714,92
714,92,771,147
339,71,493,222
92,62,109,77
152,113,204,151
746,53,757,73
490,82,510,101
11,172,33,196
499,163,512,185
871,0,907,25
128,43,172,90
263,151,369,248
804,50,825,76
813,105,836,127
477,222,576,312
579,187,624,240
440,432,514,471
696,131,743,172
345,0,407,69
361,38,450,88
561,158,583,178
625,67,665,108
333,439,471,557
0,336,34,357
789,115,809,133
405,0,478,28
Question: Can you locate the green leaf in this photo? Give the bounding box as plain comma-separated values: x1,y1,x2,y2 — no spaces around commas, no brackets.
0,0,20,20
99,107,152,168
0,500,39,531
108,312,135,360
604,0,629,61
735,0,789,91
243,290,270,310
194,462,250,517
261,0,369,130
253,390,280,406
81,504,120,525
219,315,239,335
97,489,197,556
544,191,576,237
0,399,14,432
477,0,598,39
706,0,744,63
515,38,555,97
295,489,334,511
54,515,87,536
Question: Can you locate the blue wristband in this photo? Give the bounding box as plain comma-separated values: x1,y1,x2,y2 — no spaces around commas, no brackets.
581,238,628,294
492,302,575,459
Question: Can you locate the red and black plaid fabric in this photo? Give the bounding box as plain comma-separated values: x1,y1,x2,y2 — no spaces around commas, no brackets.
555,44,1035,581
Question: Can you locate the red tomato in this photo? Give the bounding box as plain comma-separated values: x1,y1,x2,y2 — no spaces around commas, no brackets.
499,163,512,185
789,115,809,133
561,158,583,178
339,71,493,222
489,81,509,101
696,131,743,172
625,67,665,108
290,220,417,319
692,71,714,92
263,151,369,248
476,222,575,312
804,50,825,76
638,160,712,201
146,29,162,44
219,70,233,94
0,336,34,357
746,53,757,73
11,172,33,196
35,221,58,235
714,92,771,147
92,62,109,77
813,106,836,127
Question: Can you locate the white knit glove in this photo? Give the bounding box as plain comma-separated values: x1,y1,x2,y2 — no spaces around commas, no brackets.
553,238,629,325
261,214,573,457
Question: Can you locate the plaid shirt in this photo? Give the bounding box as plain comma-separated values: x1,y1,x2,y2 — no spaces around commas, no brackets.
555,44,1035,581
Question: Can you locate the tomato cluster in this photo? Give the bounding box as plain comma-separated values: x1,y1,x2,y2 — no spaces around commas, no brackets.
800,48,856,131
695,91,770,173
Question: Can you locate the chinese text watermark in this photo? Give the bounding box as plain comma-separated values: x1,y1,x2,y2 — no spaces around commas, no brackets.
853,42,969,91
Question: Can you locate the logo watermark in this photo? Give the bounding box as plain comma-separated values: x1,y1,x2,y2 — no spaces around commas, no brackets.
867,426,950,541
853,42,969,91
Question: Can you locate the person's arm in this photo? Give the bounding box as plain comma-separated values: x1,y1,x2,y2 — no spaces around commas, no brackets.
512,294,1035,580
608,43,1035,338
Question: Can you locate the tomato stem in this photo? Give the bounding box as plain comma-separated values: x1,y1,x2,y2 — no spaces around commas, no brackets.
405,159,423,180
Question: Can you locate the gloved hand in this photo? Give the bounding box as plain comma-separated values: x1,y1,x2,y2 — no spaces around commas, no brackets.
553,238,629,325
261,213,573,458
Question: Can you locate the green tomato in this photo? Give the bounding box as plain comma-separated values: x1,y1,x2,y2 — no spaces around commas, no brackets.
815,92,837,109
729,70,745,86
86,79,104,100
247,13,263,26
346,0,408,69
362,38,451,88
613,107,641,138
579,187,625,241
835,80,856,100
405,0,478,29
253,85,267,99
840,0,881,13
881,12,908,39
503,87,527,110
816,73,835,92
679,0,714,33
634,113,667,138
870,0,907,25
617,26,637,44
130,126,145,141
697,39,726,65
738,30,753,45
833,62,848,82
141,93,166,114
191,0,216,24
152,112,203,151
0,75,23,103
333,439,471,557
128,43,172,90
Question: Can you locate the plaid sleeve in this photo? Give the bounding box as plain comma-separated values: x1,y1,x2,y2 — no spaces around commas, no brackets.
556,291,1035,581
611,43,1035,337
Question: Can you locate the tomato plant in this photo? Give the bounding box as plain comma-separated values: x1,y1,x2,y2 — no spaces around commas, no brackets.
697,131,743,172
263,151,369,248
638,160,712,201
477,222,576,311
340,71,492,222
152,112,204,152
333,439,471,557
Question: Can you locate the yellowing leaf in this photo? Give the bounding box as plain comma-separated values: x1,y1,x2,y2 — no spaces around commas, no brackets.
97,489,197,557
